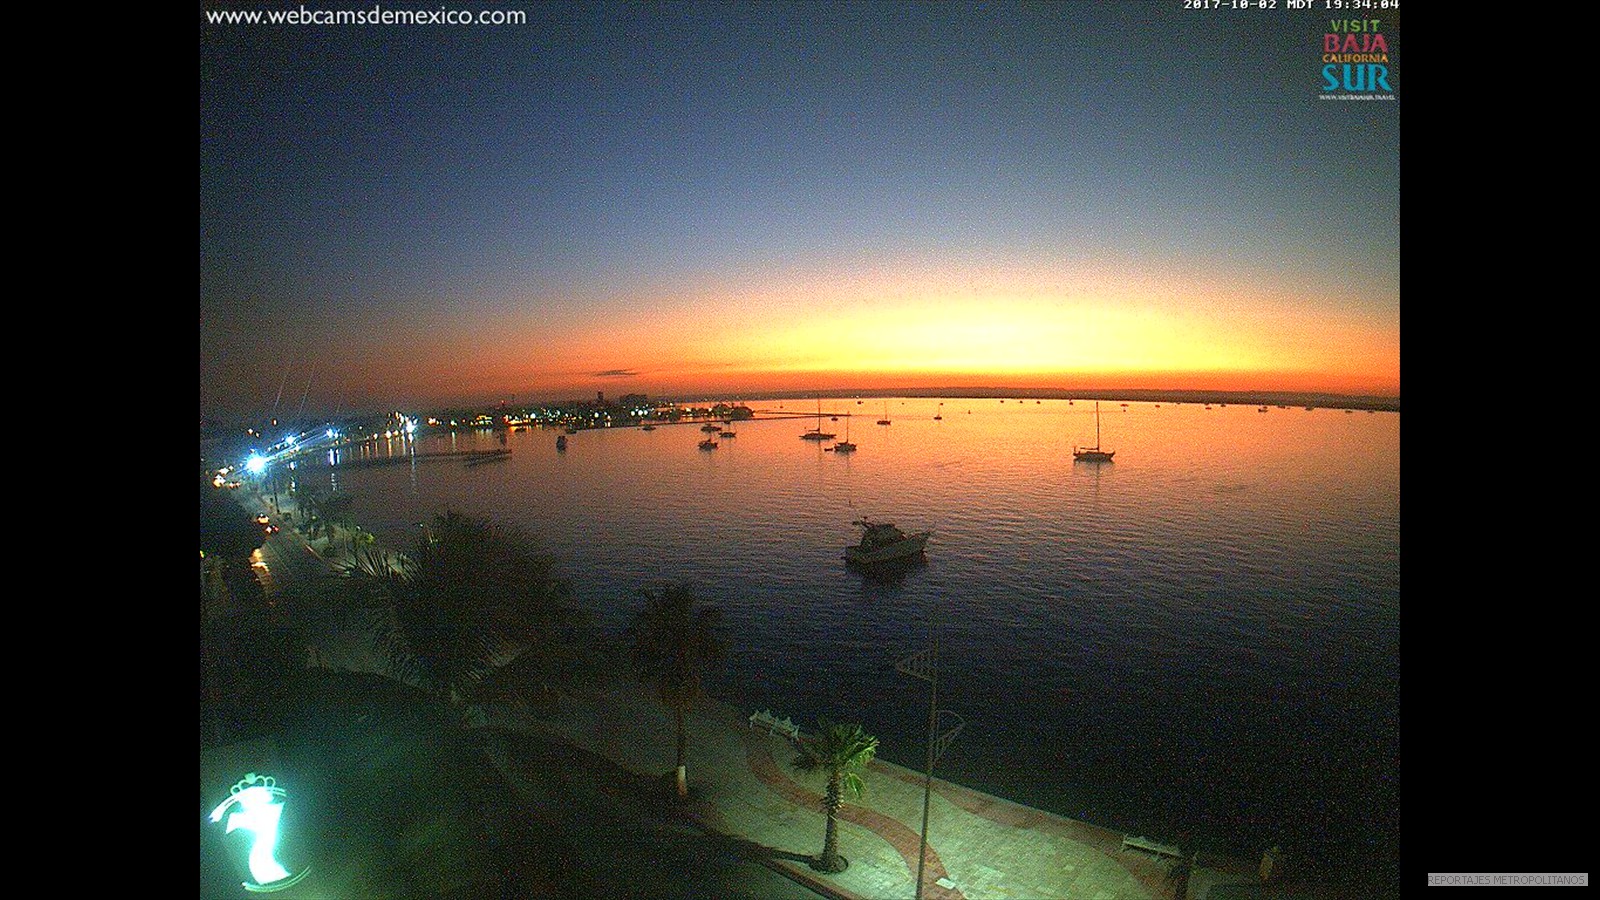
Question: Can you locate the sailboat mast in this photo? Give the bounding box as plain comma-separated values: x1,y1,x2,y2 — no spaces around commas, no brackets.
1095,401,1101,449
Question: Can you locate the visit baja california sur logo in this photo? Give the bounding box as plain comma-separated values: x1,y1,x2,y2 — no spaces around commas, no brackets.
1320,19,1395,100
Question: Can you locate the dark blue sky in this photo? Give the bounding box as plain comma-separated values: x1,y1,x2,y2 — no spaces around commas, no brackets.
200,2,1399,423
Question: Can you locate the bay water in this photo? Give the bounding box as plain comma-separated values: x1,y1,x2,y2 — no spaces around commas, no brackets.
303,398,1399,878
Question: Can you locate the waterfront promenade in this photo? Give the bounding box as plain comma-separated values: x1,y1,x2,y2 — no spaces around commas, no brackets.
487,674,1187,900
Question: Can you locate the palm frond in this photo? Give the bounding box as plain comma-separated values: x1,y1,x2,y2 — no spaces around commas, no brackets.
791,719,879,790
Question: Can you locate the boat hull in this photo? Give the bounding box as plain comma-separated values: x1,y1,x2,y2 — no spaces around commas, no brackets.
844,532,930,565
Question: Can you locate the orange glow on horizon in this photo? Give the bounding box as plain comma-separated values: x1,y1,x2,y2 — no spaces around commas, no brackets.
350,260,1398,406
541,264,1395,398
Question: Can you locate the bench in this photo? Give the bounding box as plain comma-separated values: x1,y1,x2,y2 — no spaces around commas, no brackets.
1121,835,1184,859
748,709,801,741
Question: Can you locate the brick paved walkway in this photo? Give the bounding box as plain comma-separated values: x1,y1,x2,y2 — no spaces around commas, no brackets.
498,678,1174,900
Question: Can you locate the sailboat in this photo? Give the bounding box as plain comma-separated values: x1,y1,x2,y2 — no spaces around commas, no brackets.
833,413,856,453
876,401,891,425
1072,401,1115,462
933,402,943,421
801,397,836,440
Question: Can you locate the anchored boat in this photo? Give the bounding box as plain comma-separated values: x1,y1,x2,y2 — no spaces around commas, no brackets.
832,413,856,453
1072,401,1115,463
801,397,836,441
844,519,930,566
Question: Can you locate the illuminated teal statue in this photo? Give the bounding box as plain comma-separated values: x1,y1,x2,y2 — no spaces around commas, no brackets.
208,773,309,892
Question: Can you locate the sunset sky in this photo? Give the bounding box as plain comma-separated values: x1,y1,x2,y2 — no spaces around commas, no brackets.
200,2,1399,424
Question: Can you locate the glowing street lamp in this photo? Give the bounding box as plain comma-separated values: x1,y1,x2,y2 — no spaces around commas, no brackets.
243,454,279,513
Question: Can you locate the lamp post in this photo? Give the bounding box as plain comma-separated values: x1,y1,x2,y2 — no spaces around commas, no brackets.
895,604,965,900
245,453,278,514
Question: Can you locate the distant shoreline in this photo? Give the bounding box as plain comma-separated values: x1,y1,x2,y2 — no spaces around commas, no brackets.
674,387,1400,413
201,387,1400,437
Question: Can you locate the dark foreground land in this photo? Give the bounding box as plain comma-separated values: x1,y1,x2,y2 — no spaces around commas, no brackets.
200,671,822,900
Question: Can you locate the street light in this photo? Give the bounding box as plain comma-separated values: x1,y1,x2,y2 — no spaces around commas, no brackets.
245,453,278,514
895,604,965,900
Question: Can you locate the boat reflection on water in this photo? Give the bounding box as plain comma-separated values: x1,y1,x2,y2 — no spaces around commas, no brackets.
846,552,927,584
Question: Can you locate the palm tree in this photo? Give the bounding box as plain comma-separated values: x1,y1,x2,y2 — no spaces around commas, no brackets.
791,719,879,873
321,492,358,551
628,583,726,798
330,510,583,710
295,487,327,539
295,488,351,547
1165,852,1196,900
